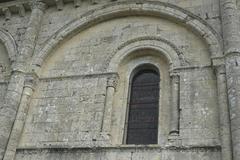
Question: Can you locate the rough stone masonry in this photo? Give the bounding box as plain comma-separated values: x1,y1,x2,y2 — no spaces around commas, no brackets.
0,0,240,160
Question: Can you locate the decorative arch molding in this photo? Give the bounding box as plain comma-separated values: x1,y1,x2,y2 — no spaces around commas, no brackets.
32,0,222,71
0,28,18,62
106,37,185,72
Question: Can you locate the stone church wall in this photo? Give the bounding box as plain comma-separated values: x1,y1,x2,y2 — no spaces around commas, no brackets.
15,147,220,160
17,14,220,159
19,75,109,147
0,0,238,160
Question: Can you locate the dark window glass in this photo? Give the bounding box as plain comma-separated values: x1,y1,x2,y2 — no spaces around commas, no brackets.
0,0,14,3
126,69,160,144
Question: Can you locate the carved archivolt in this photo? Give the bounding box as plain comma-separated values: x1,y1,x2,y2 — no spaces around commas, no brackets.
106,37,184,72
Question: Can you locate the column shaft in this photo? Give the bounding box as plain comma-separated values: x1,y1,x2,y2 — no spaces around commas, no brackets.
220,0,240,54
169,73,180,135
220,0,240,159
0,72,25,160
3,75,36,160
216,65,232,160
102,75,118,133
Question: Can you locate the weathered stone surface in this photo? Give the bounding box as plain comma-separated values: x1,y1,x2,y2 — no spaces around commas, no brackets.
15,146,221,160
0,0,239,160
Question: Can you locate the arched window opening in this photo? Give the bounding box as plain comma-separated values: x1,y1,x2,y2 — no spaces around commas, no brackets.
126,68,160,144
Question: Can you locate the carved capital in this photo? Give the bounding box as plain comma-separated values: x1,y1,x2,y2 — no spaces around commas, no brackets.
30,0,46,11
11,61,27,73
107,74,119,89
215,64,226,75
55,0,64,10
74,0,81,8
24,73,38,90
170,72,180,83
212,56,225,67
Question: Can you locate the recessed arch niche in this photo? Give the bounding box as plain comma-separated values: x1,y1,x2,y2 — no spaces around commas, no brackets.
110,48,171,145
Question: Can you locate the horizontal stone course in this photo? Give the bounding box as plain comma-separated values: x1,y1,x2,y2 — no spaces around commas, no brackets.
15,146,221,160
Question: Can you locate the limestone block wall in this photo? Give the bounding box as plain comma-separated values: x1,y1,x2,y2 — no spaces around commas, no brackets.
39,16,211,77
19,75,109,148
179,68,219,146
0,0,234,160
15,147,220,160
0,83,7,106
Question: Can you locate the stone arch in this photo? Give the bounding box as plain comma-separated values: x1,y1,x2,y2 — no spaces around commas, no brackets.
107,37,184,72
0,28,18,62
110,47,171,144
32,0,222,72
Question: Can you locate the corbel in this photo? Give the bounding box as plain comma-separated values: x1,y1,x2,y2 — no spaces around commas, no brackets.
55,0,64,11
74,0,81,8
91,0,98,5
2,7,11,20
16,4,26,17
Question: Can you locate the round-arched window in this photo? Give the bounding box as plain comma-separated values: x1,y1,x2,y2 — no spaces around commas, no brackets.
126,69,160,144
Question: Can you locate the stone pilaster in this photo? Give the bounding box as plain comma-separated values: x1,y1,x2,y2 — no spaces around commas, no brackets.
215,65,232,160
0,71,25,160
102,74,118,133
0,1,46,159
3,74,37,160
220,0,240,159
220,0,240,55
169,72,180,136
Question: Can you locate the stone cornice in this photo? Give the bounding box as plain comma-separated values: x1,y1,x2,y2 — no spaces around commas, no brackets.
0,0,105,18
0,0,31,19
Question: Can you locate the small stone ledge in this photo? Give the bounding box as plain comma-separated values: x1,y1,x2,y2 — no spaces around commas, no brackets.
39,66,214,82
39,72,118,81
0,79,9,84
16,144,221,153
38,66,214,82
171,64,213,72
